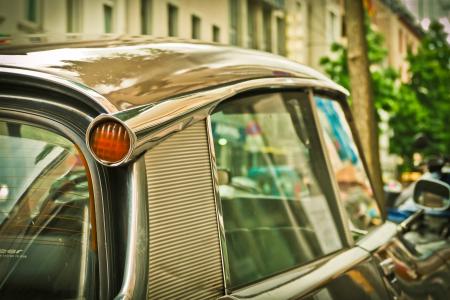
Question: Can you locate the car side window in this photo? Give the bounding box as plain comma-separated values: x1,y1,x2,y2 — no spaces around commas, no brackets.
0,121,97,298
211,91,344,289
314,96,382,233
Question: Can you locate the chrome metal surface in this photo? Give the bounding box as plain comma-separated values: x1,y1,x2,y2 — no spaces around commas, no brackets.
0,67,117,113
115,157,149,300
222,247,370,300
0,41,347,110
397,209,425,234
87,77,348,166
205,115,231,292
357,221,398,253
145,121,223,299
85,114,138,166
0,93,93,123
78,206,90,298
379,257,395,277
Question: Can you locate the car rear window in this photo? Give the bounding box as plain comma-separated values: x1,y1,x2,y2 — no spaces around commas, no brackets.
211,91,344,289
0,121,97,298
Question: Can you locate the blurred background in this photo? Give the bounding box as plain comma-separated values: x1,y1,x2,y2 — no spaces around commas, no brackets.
0,0,449,187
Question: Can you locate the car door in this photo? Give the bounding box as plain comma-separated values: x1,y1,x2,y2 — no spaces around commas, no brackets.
210,88,394,299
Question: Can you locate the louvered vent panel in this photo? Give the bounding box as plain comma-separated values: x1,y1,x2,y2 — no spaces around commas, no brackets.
145,121,224,299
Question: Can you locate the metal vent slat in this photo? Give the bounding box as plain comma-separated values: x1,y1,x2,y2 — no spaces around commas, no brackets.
145,121,224,299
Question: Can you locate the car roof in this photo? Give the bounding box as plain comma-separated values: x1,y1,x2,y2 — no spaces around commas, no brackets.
0,36,347,112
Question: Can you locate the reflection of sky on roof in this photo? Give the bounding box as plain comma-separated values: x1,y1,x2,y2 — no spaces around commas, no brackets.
0,44,171,69
2,42,331,80
93,78,138,94
0,42,347,109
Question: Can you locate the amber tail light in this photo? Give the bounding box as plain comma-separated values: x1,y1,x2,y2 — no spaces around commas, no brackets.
88,120,132,165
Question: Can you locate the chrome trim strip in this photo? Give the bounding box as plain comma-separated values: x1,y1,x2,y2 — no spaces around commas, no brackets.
87,77,348,166
0,93,94,120
220,247,370,300
357,221,398,253
115,157,149,300
205,116,231,292
0,66,118,113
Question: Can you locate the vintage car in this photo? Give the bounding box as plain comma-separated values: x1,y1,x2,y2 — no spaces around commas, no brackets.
0,38,449,299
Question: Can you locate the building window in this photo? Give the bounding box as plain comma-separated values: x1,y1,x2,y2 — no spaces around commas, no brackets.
399,29,403,53
229,0,240,45
141,0,152,34
328,11,338,44
263,6,272,52
66,0,80,33
212,25,220,42
295,1,302,25
168,3,179,37
103,4,113,33
191,15,201,39
26,0,40,23
247,0,257,49
276,16,286,55
341,17,346,37
418,0,424,19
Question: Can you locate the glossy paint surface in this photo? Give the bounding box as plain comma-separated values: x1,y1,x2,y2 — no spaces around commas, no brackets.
0,38,343,110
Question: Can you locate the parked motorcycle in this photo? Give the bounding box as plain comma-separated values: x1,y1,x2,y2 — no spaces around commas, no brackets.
385,176,450,299
387,156,450,223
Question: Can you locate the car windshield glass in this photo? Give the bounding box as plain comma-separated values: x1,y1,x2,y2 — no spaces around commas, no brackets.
211,91,344,289
0,121,96,298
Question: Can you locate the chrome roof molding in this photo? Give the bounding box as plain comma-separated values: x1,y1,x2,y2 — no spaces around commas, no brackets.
86,77,349,167
0,42,347,110
0,66,118,114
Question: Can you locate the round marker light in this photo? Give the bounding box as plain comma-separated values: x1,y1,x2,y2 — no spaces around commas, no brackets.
89,120,131,164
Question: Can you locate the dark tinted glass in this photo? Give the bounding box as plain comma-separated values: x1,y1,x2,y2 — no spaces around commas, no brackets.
0,121,97,298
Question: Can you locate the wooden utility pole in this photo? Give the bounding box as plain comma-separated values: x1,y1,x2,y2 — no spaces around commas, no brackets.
345,0,385,210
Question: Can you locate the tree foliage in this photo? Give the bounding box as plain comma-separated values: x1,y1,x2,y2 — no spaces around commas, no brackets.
320,19,450,170
320,21,398,116
406,21,450,156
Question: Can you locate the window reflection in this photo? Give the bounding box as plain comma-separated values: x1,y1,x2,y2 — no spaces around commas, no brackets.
0,121,96,298
212,92,343,288
315,97,381,232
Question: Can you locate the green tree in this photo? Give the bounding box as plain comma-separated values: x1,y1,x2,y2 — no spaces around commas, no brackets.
320,19,450,171
320,22,399,115
406,21,450,156
388,85,426,169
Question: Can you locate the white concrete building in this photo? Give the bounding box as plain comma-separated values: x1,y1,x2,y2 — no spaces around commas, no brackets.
0,0,229,43
285,0,342,69
0,0,287,56
401,0,450,22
